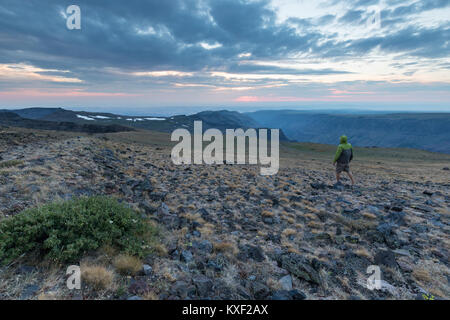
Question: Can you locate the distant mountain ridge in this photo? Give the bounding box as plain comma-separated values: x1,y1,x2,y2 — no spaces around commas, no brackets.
0,110,134,134
245,110,450,154
0,108,291,141
1,107,449,153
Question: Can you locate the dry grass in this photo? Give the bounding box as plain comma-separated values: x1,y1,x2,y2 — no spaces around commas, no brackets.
266,277,281,290
307,221,322,229
412,259,449,298
198,223,215,236
182,212,205,224
143,291,159,300
261,210,274,217
361,212,377,220
221,264,239,289
257,230,267,237
412,268,432,283
0,159,23,169
113,254,143,275
161,267,177,282
213,241,237,254
153,243,168,257
279,197,290,204
37,292,60,300
99,244,119,258
81,264,115,290
286,247,300,254
355,248,372,260
304,213,317,220
286,217,295,224
282,228,297,237
348,219,377,232
332,214,377,232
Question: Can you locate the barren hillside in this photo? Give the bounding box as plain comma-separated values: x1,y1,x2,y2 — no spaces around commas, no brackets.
0,127,449,300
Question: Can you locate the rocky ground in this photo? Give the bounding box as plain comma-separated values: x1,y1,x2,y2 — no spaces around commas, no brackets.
0,127,449,300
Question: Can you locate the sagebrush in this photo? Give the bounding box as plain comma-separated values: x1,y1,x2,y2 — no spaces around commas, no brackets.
0,196,159,264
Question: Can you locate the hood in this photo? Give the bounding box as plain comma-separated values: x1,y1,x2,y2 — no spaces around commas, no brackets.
340,135,348,144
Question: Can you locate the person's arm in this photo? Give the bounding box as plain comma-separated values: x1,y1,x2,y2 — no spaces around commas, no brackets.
333,145,343,164
349,148,353,162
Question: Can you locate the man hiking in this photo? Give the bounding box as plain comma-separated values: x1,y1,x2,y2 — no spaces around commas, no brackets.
333,135,355,185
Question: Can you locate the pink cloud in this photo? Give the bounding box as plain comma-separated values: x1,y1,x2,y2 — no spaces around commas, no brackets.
0,89,139,98
234,91,450,104
329,89,375,95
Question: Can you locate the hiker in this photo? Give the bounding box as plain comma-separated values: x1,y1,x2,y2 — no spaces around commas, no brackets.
333,135,355,185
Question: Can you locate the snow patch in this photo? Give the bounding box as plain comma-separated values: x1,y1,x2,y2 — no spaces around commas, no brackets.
76,115,95,121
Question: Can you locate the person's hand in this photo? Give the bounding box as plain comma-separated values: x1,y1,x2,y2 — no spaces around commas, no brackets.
333,162,336,166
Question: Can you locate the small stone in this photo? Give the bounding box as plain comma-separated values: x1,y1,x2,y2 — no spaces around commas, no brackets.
396,259,413,272
180,250,194,263
149,191,167,201
252,282,270,300
157,202,170,215
270,290,291,300
392,249,411,257
311,182,327,190
411,224,428,233
391,206,403,212
128,280,150,295
315,232,332,242
142,264,152,275
270,289,306,300
20,284,40,300
333,182,345,191
276,253,320,285
171,281,191,298
289,290,307,300
127,295,143,300
374,250,397,268
192,274,213,297
245,245,265,262
279,275,293,291
192,240,213,254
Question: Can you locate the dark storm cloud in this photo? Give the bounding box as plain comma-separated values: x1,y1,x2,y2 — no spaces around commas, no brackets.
338,25,450,58
0,0,321,72
0,0,448,86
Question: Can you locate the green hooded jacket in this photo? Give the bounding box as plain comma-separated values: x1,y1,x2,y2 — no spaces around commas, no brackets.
333,135,353,163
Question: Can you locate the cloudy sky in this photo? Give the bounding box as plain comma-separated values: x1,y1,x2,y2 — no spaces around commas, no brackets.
0,0,449,113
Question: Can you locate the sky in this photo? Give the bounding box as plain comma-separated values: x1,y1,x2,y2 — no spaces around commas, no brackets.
0,0,449,114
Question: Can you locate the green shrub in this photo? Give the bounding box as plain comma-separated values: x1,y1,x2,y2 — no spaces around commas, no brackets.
0,196,159,264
